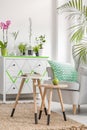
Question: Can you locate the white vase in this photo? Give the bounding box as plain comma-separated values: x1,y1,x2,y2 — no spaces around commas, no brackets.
10,45,17,56
39,49,43,56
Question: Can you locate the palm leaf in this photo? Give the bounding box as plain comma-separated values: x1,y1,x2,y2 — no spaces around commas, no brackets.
70,28,84,43
57,0,87,63
66,11,82,20
73,44,87,63
86,7,87,16
57,0,82,11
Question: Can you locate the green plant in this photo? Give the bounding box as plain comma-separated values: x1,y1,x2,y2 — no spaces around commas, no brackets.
57,0,87,64
33,45,40,53
35,35,46,49
0,41,7,49
18,43,27,54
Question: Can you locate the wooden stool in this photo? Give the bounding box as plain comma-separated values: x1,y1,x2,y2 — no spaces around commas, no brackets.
10,74,47,124
38,84,67,125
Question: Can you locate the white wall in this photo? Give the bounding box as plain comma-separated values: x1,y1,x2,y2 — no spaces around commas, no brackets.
57,0,72,63
0,0,53,57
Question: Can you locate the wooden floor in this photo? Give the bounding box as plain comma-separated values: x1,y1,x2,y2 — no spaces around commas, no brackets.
48,102,87,125
36,99,87,125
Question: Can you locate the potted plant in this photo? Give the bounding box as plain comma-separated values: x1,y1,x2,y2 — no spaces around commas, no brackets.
57,0,87,67
0,20,11,56
0,41,8,56
35,35,46,56
33,45,40,56
18,43,27,55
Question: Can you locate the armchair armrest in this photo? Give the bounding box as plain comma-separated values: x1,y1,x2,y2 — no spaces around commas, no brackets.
79,66,87,76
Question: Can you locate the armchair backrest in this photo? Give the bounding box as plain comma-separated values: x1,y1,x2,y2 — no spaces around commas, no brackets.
72,45,80,71
78,66,87,104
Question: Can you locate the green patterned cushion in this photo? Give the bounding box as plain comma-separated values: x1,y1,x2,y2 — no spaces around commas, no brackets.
48,60,78,82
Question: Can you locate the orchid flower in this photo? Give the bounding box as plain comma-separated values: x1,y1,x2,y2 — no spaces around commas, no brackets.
0,20,11,46
6,20,11,26
0,20,11,30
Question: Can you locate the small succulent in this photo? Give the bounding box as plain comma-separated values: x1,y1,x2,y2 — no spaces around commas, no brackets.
18,43,27,54
33,45,40,53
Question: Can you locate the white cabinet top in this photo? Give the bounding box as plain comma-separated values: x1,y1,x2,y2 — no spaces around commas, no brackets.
0,56,49,60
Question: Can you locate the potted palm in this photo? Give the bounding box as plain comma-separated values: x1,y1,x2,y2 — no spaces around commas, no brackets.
57,0,87,66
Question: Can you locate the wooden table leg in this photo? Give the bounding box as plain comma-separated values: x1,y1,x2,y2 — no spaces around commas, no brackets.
47,88,52,125
33,79,38,124
57,88,67,121
11,78,25,117
37,79,47,115
38,88,47,120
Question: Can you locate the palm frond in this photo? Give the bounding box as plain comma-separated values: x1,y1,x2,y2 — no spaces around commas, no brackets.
83,5,87,17
73,43,87,63
57,0,83,12
86,7,87,16
57,0,87,18
70,27,84,43
68,23,84,30
57,0,87,63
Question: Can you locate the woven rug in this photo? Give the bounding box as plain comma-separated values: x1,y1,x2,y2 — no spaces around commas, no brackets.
0,103,87,130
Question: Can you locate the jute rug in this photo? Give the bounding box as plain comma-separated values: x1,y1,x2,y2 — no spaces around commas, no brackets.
0,103,87,130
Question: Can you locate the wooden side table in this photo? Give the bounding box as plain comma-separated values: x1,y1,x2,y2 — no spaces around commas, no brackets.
38,84,67,125
10,73,47,124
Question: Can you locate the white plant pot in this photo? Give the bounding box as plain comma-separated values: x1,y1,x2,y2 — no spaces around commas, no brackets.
39,49,43,56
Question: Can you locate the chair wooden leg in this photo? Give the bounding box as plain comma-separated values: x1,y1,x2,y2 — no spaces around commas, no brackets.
47,88,52,125
11,78,25,117
57,88,67,121
73,104,77,115
38,88,47,120
78,105,80,113
37,79,47,115
33,79,38,124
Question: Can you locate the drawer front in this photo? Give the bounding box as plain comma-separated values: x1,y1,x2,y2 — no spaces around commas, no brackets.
5,58,47,94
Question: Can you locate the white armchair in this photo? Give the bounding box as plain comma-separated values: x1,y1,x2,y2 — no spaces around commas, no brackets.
44,65,87,114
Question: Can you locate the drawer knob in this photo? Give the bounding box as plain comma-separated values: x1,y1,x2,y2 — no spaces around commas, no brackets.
12,64,15,66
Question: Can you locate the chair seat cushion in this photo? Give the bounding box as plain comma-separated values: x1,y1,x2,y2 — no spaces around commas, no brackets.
44,80,79,91
59,81,79,91
48,60,78,82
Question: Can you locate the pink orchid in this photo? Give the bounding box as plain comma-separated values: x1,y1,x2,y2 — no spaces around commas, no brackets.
0,20,11,43
0,22,4,29
0,22,2,28
1,23,8,30
6,20,11,27
0,20,11,30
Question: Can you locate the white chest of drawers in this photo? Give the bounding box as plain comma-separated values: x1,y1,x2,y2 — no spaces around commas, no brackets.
0,56,48,103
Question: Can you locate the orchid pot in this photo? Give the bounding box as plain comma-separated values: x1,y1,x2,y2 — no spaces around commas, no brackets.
1,48,8,56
